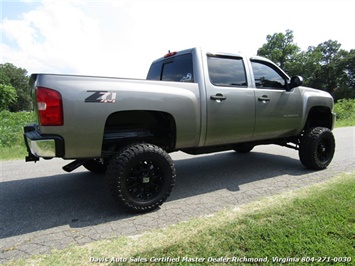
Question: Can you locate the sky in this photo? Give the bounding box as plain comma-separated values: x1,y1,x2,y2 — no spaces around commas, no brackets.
1,0,354,79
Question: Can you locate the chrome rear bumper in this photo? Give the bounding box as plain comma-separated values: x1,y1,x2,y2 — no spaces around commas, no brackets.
24,124,64,161
26,137,56,157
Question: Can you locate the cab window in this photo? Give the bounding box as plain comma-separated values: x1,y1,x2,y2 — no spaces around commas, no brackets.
147,53,194,82
251,61,286,89
207,56,247,87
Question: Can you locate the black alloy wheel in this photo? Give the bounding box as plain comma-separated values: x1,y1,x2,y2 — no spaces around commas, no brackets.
126,159,164,201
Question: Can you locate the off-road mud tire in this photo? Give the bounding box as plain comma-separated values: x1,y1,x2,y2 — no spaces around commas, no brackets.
106,143,176,213
299,127,335,170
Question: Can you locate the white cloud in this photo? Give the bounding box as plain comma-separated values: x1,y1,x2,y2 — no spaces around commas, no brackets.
1,0,354,79
2,1,103,74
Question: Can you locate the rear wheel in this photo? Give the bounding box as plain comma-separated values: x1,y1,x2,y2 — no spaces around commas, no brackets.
106,143,176,212
299,127,335,170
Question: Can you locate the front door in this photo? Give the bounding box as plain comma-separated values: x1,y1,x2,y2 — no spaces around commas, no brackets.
250,60,303,140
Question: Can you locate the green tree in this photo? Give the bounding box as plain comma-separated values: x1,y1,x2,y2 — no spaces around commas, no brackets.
0,63,32,111
0,84,18,111
305,40,349,96
300,45,325,88
257,31,354,100
257,29,300,72
333,49,355,99
345,50,355,89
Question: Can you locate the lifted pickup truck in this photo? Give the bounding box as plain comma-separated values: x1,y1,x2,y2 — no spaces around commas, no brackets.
24,47,336,212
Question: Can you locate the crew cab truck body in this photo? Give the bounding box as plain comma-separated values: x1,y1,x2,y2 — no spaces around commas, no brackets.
24,47,336,212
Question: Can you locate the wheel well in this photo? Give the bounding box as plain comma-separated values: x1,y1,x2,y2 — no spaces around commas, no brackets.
102,111,176,155
304,106,333,130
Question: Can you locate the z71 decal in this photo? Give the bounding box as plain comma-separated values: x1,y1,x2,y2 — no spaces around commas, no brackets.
85,91,117,103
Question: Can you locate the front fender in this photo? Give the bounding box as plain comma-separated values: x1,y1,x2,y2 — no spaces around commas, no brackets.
300,87,335,130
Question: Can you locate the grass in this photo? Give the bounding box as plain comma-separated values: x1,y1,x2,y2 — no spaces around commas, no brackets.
0,111,36,160
336,117,355,127
334,98,355,127
4,172,355,266
0,146,29,161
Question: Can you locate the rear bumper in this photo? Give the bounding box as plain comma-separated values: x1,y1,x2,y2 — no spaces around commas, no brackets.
24,124,64,161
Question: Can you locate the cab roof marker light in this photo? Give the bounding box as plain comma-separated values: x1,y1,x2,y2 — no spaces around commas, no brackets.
164,51,177,58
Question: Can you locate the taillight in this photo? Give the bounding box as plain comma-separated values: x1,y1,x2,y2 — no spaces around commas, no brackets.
36,87,63,126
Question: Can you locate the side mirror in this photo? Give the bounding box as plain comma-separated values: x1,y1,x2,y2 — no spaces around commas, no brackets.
289,76,303,89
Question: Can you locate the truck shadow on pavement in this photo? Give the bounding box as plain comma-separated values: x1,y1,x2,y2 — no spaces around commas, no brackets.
0,151,310,239
171,151,308,200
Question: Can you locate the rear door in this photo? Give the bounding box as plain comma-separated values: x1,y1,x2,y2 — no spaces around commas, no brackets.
250,60,302,140
204,55,255,146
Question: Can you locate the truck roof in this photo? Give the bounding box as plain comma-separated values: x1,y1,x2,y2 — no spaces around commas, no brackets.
153,47,275,64
151,47,289,78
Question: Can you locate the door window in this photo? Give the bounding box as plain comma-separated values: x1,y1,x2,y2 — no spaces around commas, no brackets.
207,56,247,87
251,61,286,89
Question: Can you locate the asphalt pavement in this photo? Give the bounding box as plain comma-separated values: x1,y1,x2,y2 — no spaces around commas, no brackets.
0,126,354,263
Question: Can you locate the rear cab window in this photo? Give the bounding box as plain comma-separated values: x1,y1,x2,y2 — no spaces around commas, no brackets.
147,53,194,82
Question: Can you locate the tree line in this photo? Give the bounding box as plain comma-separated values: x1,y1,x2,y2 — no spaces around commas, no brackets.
258,29,354,100
1,29,354,112
1,63,32,112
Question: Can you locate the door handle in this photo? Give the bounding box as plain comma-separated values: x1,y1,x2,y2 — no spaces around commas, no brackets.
258,95,271,102
210,93,227,101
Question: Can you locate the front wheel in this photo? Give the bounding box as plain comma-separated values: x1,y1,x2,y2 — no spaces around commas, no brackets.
299,127,335,170
106,143,176,213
